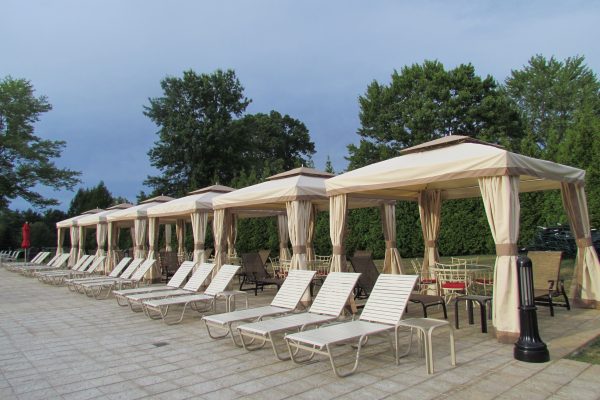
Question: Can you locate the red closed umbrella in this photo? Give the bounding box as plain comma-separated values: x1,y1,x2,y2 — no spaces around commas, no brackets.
21,222,31,249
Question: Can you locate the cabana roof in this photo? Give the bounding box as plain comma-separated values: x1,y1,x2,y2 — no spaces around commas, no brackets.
107,196,174,223
56,208,105,228
146,185,235,219
75,203,134,227
326,136,586,200
213,167,333,211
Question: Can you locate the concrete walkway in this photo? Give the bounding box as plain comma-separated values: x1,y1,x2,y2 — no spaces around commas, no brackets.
1,267,600,399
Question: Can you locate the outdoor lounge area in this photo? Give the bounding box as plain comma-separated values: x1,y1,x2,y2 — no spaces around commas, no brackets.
1,266,600,399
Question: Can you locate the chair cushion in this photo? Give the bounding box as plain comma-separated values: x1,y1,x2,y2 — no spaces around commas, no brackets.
442,282,466,289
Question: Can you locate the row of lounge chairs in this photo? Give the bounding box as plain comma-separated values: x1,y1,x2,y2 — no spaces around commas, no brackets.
6,251,455,377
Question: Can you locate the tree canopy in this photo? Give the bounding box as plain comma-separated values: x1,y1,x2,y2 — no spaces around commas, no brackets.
0,76,80,208
144,69,315,196
67,181,124,216
347,60,522,169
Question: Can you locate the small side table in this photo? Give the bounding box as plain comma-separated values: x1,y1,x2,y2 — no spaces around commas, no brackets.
218,290,249,312
454,295,492,333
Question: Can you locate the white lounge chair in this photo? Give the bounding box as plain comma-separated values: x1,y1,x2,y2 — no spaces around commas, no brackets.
6,252,50,271
142,264,240,325
236,272,361,360
18,253,70,276
79,258,153,299
114,261,207,311
42,256,106,285
284,274,454,376
202,269,317,346
65,257,132,291
36,255,95,281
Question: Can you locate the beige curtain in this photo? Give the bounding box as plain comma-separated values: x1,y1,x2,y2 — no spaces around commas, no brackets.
68,226,79,266
479,175,520,342
95,222,108,257
212,209,228,274
287,200,311,271
147,217,159,260
329,194,348,272
418,190,442,275
106,222,120,271
176,219,186,259
77,226,85,261
381,201,403,274
306,205,317,262
227,214,238,258
133,218,148,259
164,224,172,252
191,211,208,264
561,182,600,308
277,215,291,261
56,227,65,256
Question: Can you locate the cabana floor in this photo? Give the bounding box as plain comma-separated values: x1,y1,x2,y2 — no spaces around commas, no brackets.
1,267,600,399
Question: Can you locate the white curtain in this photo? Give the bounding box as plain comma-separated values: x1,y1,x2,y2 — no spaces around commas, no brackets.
561,182,600,307
147,217,159,260
277,215,291,261
479,176,520,343
176,219,186,259
56,227,65,256
95,222,108,275
106,222,120,271
306,205,317,262
227,214,238,258
381,201,403,274
329,194,348,272
164,224,172,252
68,226,79,267
191,211,208,264
287,200,311,271
418,190,442,275
133,218,148,259
212,209,229,275
77,226,86,261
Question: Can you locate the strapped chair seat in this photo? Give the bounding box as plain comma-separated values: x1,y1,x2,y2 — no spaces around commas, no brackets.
65,257,132,291
202,269,317,346
142,264,240,325
114,262,213,312
529,251,570,316
236,272,360,360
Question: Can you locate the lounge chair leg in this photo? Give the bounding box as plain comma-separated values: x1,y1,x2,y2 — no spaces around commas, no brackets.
325,337,367,377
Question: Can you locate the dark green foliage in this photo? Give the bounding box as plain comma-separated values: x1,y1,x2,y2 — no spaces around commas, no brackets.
68,181,115,216
0,207,67,249
0,76,80,208
438,199,495,256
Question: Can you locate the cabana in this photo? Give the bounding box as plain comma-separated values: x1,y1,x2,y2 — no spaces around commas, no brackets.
325,135,600,342
56,208,104,267
106,196,173,279
212,168,381,280
145,185,235,264
74,203,133,272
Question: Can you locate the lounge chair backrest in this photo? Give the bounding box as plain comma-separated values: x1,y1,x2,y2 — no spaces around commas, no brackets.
182,263,216,291
350,255,380,295
76,255,95,271
528,251,563,291
72,255,90,270
45,254,60,266
309,272,361,317
360,274,418,325
54,253,71,268
241,252,270,280
87,256,106,273
35,252,51,264
204,264,240,296
258,249,271,265
130,259,156,281
119,258,145,279
271,269,317,309
167,261,195,287
108,257,131,277
29,252,44,263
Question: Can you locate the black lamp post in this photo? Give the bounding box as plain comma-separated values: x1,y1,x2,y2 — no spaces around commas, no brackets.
514,255,550,362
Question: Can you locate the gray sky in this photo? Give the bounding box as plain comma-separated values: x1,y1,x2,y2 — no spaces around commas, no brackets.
3,0,599,211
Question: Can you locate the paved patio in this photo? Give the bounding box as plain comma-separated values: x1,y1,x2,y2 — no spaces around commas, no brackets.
2,267,600,400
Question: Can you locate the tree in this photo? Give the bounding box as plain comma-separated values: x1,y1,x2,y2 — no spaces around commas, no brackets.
67,181,114,216
144,69,251,195
347,60,523,169
324,156,335,174
0,76,80,208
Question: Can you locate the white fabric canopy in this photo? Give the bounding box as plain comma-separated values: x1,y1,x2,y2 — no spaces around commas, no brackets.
164,224,172,252
418,190,442,274
56,228,65,256
107,222,120,271
146,186,234,219
176,219,186,259
134,218,148,259
191,211,208,263
329,194,348,272
381,201,403,274
95,223,108,259
277,215,291,261
68,226,79,267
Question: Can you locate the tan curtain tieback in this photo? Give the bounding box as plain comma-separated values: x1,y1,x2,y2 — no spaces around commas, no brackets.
425,240,436,247
292,245,307,253
385,240,396,249
194,241,204,250
332,245,345,256
495,243,518,256
577,237,593,248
